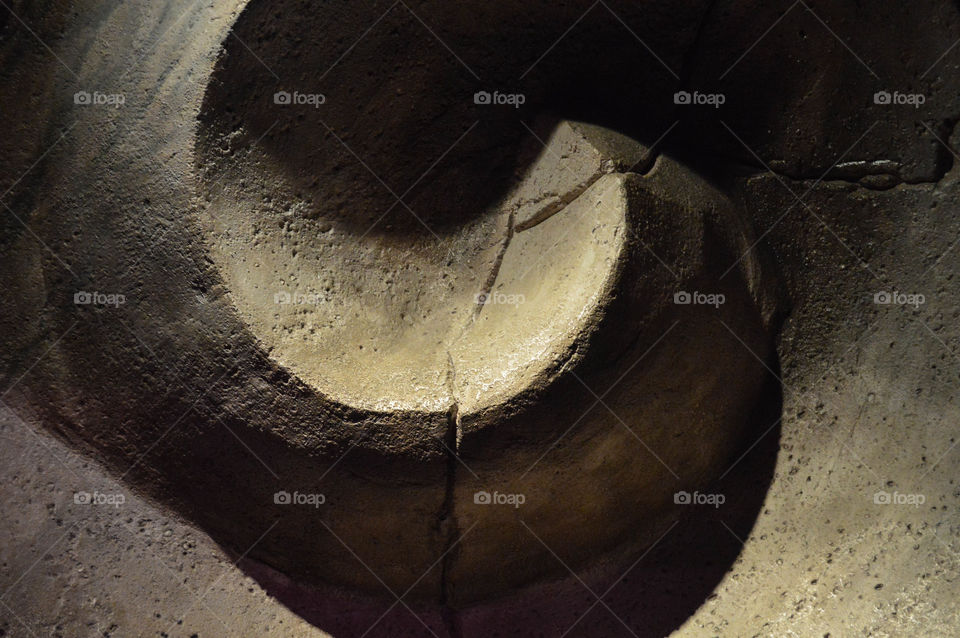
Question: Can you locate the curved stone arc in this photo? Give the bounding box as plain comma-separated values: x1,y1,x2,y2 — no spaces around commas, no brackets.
0,0,781,609
1,0,454,601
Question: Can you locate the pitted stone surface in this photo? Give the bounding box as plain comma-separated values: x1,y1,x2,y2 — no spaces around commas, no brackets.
3,0,960,636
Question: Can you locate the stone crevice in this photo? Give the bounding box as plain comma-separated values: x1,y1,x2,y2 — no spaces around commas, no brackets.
436,205,518,618
722,153,957,189
438,397,462,619
514,153,662,234
514,180,599,232
473,209,517,318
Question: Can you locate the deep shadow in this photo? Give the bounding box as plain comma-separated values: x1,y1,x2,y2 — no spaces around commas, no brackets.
229,360,783,638
195,0,692,240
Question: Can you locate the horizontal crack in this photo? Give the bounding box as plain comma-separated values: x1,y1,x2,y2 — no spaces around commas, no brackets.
728,154,953,189
725,117,960,189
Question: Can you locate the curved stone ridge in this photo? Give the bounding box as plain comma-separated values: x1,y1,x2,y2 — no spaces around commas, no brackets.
197,108,629,416
0,0,780,608
193,0,779,600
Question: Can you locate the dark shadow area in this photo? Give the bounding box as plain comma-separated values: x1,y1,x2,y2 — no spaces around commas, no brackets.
232,362,783,638
195,0,695,239
459,366,785,638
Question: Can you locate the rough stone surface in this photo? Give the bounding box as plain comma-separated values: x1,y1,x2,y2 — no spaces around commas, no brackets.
0,0,779,608
1,0,960,636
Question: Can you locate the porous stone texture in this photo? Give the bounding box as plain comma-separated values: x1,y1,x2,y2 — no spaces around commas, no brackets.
0,0,779,609
1,0,960,636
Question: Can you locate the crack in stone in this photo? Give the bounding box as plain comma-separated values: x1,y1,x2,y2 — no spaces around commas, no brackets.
434,207,519,620
444,352,462,453
930,117,960,181
712,117,960,188
439,352,463,631
473,209,516,317
628,149,663,177
514,154,662,234
438,397,461,620
514,176,602,233
431,150,659,616
724,150,959,189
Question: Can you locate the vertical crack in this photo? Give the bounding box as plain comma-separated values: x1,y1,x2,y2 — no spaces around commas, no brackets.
439,348,462,635
438,397,462,637
931,117,960,181
472,209,516,321
437,208,515,633
444,352,462,452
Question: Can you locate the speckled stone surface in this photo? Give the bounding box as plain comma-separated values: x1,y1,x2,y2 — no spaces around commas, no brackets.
2,0,960,636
